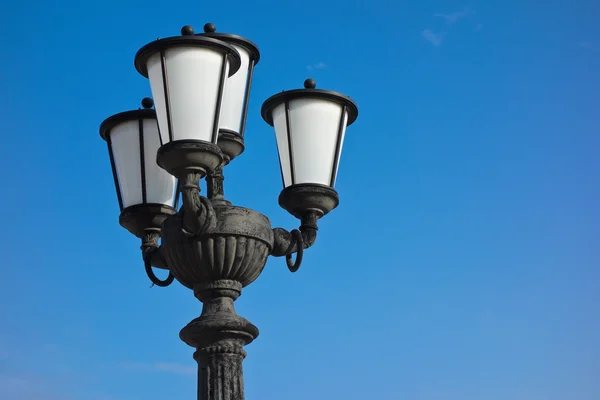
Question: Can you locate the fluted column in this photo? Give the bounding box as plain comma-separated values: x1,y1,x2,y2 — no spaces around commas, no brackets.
194,344,246,399
180,280,258,400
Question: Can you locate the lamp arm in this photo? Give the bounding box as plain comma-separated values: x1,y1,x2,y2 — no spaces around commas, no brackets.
271,211,319,272
180,171,218,237
141,230,174,287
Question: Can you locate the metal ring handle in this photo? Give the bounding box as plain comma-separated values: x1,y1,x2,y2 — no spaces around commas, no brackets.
144,251,175,287
285,229,304,273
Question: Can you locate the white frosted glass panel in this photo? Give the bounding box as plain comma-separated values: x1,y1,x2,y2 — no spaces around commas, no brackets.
141,119,177,206
272,103,293,187
146,46,230,144
110,120,142,208
147,53,170,145
219,44,250,134
288,99,345,186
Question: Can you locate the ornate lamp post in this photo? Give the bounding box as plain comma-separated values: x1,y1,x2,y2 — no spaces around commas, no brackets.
100,23,358,400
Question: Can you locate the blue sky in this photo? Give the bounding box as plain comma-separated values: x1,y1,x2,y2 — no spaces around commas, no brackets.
1,0,599,399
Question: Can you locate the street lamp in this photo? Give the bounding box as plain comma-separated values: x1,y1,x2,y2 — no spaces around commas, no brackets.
100,23,358,400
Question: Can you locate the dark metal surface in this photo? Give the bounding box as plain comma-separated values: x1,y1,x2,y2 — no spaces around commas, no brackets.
118,203,176,238
197,23,261,65
271,210,319,272
217,130,245,163
284,100,296,185
161,205,274,289
99,99,158,211
197,22,261,150
330,105,348,187
285,229,303,272
134,32,241,78
141,230,174,286
211,54,228,144
238,59,255,138
99,109,156,141
156,140,224,178
278,183,340,218
181,279,258,400
261,79,358,126
102,34,359,400
159,50,175,143
207,166,232,207
111,156,338,399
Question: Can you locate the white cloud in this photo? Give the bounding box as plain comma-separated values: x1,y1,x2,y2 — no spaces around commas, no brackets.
435,7,475,24
306,61,327,71
422,29,445,46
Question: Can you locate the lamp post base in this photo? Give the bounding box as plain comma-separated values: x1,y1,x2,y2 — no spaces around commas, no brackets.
180,280,258,400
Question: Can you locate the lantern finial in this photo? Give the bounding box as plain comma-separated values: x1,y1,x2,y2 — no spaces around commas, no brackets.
181,25,195,35
141,97,154,109
304,78,317,89
204,23,217,33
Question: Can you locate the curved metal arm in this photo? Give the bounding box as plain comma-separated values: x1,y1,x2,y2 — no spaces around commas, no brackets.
271,211,319,272
180,171,218,237
141,230,174,287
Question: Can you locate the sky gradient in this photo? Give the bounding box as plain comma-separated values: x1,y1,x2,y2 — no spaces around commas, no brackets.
0,1,599,399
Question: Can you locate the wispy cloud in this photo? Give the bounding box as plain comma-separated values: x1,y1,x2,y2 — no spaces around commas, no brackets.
306,61,327,71
576,41,590,48
421,7,480,46
434,7,475,24
422,29,445,47
119,361,196,376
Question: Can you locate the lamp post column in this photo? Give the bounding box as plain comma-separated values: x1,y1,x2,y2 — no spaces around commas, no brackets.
180,280,258,400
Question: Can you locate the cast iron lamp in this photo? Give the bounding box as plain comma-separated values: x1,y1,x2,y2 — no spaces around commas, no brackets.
100,22,358,400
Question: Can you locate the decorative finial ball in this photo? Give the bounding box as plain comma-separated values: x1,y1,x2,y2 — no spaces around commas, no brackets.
180,25,195,36
204,23,217,33
141,97,154,109
304,78,317,89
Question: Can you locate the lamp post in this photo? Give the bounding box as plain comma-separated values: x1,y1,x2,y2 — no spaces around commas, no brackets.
100,23,358,400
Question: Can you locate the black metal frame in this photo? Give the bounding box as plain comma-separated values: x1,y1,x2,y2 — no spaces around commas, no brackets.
134,35,241,79
102,24,360,400
100,108,156,211
261,88,358,126
211,54,229,144
261,81,358,188
198,25,261,139
135,31,242,150
100,100,178,238
198,24,261,164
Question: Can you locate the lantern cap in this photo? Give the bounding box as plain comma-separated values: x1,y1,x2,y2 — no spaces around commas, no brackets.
195,22,260,64
134,28,242,78
261,78,358,126
99,98,156,141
